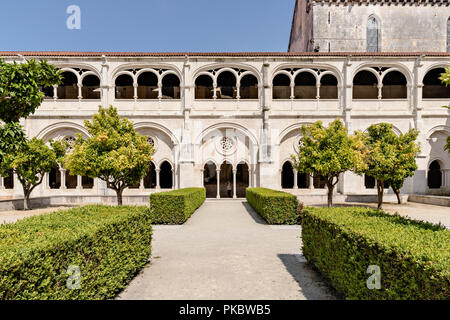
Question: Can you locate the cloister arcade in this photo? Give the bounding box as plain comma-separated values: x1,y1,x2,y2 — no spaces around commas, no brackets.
1,54,449,201
37,65,450,102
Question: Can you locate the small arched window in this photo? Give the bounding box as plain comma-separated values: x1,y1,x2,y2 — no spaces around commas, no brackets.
195,75,214,99
382,71,407,99
367,16,379,52
82,75,100,99
294,72,316,99
320,74,338,99
353,70,378,99
281,161,294,189
137,72,158,99
272,74,291,99
58,71,79,99
239,74,258,99
217,71,237,99
423,68,450,99
162,74,180,99
115,74,134,99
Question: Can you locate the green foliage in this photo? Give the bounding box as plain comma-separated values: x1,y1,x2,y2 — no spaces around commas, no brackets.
0,137,61,210
0,205,152,300
0,122,26,167
149,188,206,224
292,119,364,207
0,59,61,123
358,123,420,209
438,69,450,153
64,106,155,205
438,66,450,87
246,188,299,225
302,206,450,300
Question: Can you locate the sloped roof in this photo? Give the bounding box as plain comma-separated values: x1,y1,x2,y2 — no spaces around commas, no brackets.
1,51,450,57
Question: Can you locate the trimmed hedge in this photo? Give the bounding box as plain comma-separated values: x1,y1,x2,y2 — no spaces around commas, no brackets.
246,188,299,225
0,205,152,300
149,188,206,224
302,206,450,300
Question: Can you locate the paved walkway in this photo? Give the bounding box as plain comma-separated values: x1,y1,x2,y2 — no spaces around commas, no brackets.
117,200,337,300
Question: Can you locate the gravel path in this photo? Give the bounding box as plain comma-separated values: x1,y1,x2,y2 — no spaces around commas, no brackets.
117,200,337,300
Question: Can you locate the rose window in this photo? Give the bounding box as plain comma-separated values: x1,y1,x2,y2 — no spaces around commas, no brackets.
147,137,155,147
64,136,76,151
220,137,234,152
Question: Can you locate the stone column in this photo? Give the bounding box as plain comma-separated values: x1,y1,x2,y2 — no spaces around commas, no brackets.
309,174,314,190
290,81,295,99
60,169,67,190
53,85,58,101
216,169,221,199
101,57,109,108
133,83,138,101
156,169,161,189
213,82,218,99
200,169,204,187
157,81,162,100
77,83,83,100
76,175,82,190
316,83,321,99
0,176,4,190
44,172,50,189
139,179,145,190
233,169,237,199
172,169,175,190
293,169,298,189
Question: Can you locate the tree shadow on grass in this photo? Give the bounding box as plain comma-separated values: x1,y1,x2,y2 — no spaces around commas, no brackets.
277,253,341,300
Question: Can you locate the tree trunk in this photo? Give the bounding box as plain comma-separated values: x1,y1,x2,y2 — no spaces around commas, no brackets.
327,181,334,208
116,188,124,206
377,180,384,210
23,190,30,211
394,189,401,204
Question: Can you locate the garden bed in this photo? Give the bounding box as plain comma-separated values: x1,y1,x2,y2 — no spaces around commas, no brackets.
149,188,206,224
246,188,299,225
0,205,152,300
302,206,450,300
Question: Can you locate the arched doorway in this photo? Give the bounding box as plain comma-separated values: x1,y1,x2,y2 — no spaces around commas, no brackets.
49,167,61,189
144,162,157,189
160,161,173,189
281,161,294,189
236,163,250,198
204,162,217,198
220,162,233,198
428,161,442,189
297,172,309,189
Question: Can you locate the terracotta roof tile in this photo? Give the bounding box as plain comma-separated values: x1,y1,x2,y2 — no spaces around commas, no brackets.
1,51,450,57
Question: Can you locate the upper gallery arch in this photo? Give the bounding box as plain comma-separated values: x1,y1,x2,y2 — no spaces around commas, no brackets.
271,64,341,100
193,63,261,100
112,64,182,100
40,64,101,100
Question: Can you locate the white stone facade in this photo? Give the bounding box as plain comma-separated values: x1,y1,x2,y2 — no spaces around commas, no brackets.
0,52,449,200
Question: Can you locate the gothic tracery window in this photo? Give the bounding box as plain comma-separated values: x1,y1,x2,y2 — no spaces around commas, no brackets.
367,17,379,52
447,18,450,52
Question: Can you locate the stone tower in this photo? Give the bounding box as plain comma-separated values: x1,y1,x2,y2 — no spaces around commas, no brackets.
289,0,450,52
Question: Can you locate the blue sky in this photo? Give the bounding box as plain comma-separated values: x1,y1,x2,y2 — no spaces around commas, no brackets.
0,0,295,52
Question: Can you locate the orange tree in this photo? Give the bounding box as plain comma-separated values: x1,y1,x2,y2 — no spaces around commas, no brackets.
64,106,154,206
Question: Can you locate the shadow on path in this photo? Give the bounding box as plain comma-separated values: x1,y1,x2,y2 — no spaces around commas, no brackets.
242,202,267,225
278,253,340,300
